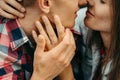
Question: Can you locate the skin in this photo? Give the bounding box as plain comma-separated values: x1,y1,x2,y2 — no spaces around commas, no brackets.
31,23,76,80
0,0,25,18
84,0,112,52
0,0,87,80
0,0,87,19
48,0,80,28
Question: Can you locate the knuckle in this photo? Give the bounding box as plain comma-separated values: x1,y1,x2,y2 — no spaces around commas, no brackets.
63,60,69,67
63,41,70,47
5,0,9,2
9,16,15,19
58,57,69,67
49,33,54,37
58,31,64,36
8,14,16,19
34,52,41,59
14,10,20,14
51,54,58,60
18,6,23,10
51,38,58,44
45,22,50,27
58,57,65,64
59,31,63,35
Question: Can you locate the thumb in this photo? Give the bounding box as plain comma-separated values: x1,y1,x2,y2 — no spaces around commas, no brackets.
35,35,46,53
33,35,45,65
32,30,46,52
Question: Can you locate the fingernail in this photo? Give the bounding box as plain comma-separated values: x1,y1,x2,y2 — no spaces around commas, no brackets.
20,14,24,17
21,8,25,12
35,21,40,26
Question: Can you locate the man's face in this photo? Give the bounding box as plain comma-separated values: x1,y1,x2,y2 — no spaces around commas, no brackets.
49,0,81,28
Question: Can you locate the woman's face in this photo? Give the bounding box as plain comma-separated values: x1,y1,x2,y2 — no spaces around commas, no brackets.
84,0,112,33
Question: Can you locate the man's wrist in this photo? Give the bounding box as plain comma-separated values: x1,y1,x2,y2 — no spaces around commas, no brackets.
31,72,52,80
31,72,45,80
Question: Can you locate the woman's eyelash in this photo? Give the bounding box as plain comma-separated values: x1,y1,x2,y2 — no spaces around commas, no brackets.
100,0,105,3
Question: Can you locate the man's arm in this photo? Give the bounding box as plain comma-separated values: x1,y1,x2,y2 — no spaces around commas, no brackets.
59,65,74,80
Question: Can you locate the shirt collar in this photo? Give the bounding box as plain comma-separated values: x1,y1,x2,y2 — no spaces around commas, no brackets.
71,27,81,35
6,19,29,51
6,19,81,51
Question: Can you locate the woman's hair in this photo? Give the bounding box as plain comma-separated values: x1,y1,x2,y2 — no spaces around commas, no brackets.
108,0,120,79
87,0,120,80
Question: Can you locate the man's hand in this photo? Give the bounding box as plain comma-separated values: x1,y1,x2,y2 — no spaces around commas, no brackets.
0,0,25,19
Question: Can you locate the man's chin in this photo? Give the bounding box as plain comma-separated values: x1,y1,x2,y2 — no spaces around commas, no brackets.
65,26,73,29
64,23,75,29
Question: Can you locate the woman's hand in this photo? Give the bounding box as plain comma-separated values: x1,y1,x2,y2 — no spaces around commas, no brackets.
31,15,76,80
0,0,25,18
34,15,65,50
31,28,76,80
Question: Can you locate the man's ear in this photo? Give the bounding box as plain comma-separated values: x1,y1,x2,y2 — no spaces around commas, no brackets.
38,0,51,13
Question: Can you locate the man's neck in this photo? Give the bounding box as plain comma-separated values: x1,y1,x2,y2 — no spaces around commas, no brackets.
18,6,41,37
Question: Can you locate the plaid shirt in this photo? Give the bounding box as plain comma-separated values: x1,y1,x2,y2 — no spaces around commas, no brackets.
0,17,82,80
0,18,33,80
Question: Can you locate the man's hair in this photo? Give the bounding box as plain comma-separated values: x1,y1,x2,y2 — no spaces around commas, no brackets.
20,0,35,7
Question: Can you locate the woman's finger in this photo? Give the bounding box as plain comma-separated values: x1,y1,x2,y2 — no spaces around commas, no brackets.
5,0,25,12
1,2,24,18
57,29,76,64
35,21,52,49
0,8,16,19
54,15,65,41
34,35,46,65
32,30,38,43
51,29,71,56
32,30,45,53
42,15,58,45
0,0,25,18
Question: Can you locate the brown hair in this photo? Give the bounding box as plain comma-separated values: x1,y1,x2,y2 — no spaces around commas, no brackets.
19,0,35,7
107,0,120,79
87,0,120,79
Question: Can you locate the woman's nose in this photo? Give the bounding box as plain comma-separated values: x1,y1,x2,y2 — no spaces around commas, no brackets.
78,0,87,7
87,0,94,7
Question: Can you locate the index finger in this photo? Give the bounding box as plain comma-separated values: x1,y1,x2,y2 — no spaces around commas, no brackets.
54,15,65,41
0,8,16,19
50,29,71,56
5,0,25,12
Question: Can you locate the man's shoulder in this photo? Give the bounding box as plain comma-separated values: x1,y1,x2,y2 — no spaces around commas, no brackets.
0,18,18,47
0,18,8,35
0,18,19,34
